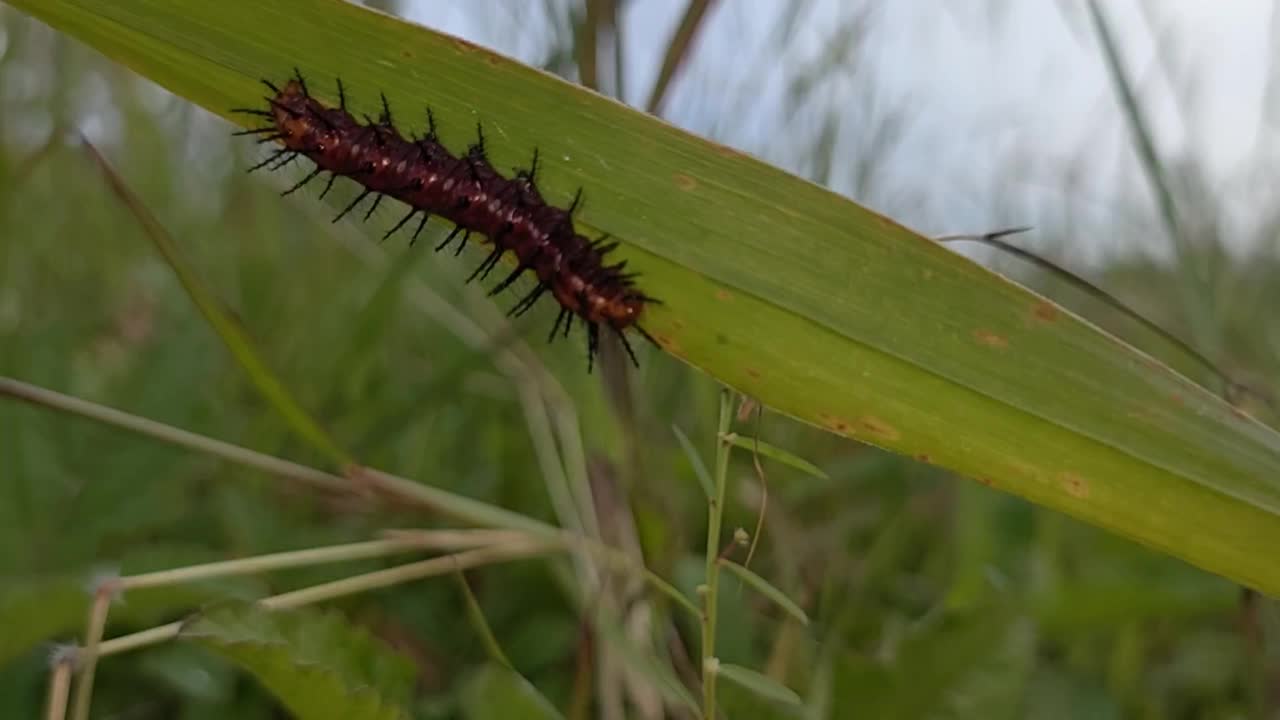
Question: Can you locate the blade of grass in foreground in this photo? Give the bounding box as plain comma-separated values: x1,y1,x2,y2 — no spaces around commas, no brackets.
10,0,1280,595
79,135,353,468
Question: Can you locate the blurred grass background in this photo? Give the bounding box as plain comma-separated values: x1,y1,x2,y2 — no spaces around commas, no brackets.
3,1,1280,718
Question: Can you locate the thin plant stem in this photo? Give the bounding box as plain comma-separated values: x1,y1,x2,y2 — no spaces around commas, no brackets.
610,0,626,102
90,623,184,659
517,383,585,536
81,137,352,468
44,657,73,720
514,382,604,627
69,589,112,720
0,377,348,494
455,570,514,670
356,467,555,535
743,404,768,568
1085,1,1219,369
93,541,559,659
118,537,460,591
701,388,734,717
0,376,553,535
0,377,700,615
260,540,557,609
550,401,603,544
646,0,719,114
579,0,602,91
379,528,533,548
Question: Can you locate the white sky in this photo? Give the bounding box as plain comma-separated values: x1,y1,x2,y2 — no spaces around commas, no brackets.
405,1,1277,256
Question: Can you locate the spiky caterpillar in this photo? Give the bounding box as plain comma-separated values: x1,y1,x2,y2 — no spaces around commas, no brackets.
233,69,658,370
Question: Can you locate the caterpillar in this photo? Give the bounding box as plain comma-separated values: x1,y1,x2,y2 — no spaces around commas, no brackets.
232,69,658,371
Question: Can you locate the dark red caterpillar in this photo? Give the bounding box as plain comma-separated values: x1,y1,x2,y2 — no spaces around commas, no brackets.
232,69,658,370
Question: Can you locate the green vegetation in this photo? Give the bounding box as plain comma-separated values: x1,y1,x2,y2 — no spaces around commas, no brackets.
2,1,1279,718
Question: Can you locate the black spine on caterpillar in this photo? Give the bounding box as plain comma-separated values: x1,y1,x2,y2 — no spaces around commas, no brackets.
232,69,659,371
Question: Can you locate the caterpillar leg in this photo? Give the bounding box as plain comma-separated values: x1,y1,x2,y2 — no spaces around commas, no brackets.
466,247,505,284
378,92,394,126
247,148,291,173
613,326,641,368
516,147,540,183
318,173,338,200
382,208,418,240
232,126,278,137
548,308,570,342
332,189,372,223
362,193,385,221
435,225,467,253
282,167,324,196
509,283,547,317
423,108,438,140
587,322,600,373
488,259,531,297
464,123,488,181
409,214,431,246
291,67,309,96
632,324,661,349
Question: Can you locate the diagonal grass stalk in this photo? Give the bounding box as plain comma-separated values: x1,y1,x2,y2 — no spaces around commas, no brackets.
92,541,560,659
44,656,73,720
0,376,700,618
68,589,111,720
701,388,735,717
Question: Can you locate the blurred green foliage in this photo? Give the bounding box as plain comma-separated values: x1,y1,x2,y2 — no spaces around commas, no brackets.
3,2,1280,718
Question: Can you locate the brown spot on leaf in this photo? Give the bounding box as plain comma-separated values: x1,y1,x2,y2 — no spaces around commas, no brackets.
745,368,761,379
674,173,698,191
858,416,900,441
452,37,483,53
915,453,932,464
816,413,849,434
1170,392,1184,406
973,329,1008,349
1060,472,1089,499
1032,301,1059,323
976,476,995,487
814,412,855,435
715,289,733,301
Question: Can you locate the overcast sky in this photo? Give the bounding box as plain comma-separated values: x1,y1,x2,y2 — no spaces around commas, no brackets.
406,1,1277,255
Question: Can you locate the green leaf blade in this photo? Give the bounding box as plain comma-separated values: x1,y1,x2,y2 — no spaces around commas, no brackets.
10,0,1280,597
180,603,414,720
716,662,802,708
459,664,566,720
722,432,829,480
718,560,809,626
